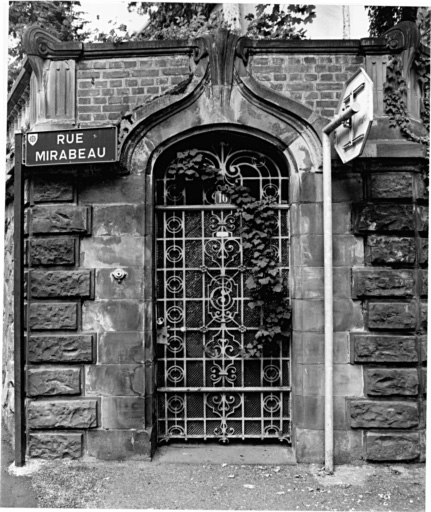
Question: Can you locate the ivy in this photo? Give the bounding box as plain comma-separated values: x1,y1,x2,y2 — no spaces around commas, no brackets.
383,46,430,150
167,149,291,357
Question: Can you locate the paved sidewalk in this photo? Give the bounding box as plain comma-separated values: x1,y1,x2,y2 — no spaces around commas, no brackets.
1,440,426,510
1,433,38,508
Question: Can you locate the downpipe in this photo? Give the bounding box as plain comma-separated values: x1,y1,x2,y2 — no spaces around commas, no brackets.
322,103,360,474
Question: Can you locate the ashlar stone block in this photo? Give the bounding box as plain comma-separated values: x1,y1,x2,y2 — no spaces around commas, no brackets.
28,303,78,330
27,367,81,396
353,269,415,297
28,334,94,363
32,205,91,235
86,429,151,460
93,205,146,236
101,397,145,428
368,302,417,330
351,334,418,363
30,238,75,266
30,270,93,298
28,399,97,429
365,368,418,396
366,433,420,461
350,400,419,428
98,332,144,363
82,300,144,331
28,433,83,459
85,364,145,396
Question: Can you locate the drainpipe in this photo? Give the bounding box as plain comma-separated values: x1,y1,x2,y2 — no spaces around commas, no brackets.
322,102,360,474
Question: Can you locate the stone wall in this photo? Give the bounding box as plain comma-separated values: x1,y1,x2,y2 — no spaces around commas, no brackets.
5,25,428,463
24,170,100,459
2,193,15,438
350,160,428,461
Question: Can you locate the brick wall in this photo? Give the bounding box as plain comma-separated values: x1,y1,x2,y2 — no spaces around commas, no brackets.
250,54,365,118
77,56,191,126
350,160,428,462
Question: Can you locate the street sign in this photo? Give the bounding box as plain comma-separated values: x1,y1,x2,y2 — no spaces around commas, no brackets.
334,68,373,163
24,127,118,167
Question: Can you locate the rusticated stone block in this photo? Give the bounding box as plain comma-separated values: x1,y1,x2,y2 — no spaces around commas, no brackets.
30,238,75,266
87,429,151,460
30,270,93,298
368,302,416,330
29,303,78,330
33,177,74,203
420,270,428,296
28,433,83,459
85,365,145,396
370,173,412,199
28,399,97,429
417,205,428,231
421,368,427,394
351,334,418,363
32,205,91,235
365,368,418,396
355,204,415,232
419,335,427,362
28,334,94,363
367,235,415,264
419,238,428,264
420,302,427,329
353,269,415,297
27,367,81,396
366,433,420,461
350,400,419,428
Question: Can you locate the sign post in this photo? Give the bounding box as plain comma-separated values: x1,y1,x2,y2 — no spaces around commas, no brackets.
323,68,373,475
14,132,26,466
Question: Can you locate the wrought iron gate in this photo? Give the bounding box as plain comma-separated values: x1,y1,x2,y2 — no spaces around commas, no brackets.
155,139,291,443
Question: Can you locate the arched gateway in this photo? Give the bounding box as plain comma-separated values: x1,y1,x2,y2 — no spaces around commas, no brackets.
5,24,427,464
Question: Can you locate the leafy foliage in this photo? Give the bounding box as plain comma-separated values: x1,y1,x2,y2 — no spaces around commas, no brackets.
167,149,291,357
366,6,418,37
383,9,430,151
129,3,316,41
245,4,316,40
8,1,89,89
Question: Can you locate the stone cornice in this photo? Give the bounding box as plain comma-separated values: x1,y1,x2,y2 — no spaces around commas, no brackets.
23,25,82,59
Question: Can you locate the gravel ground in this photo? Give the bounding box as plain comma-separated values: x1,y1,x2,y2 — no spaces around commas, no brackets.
28,459,426,511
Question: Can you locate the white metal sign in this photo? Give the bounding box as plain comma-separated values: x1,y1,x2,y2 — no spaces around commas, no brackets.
334,68,374,163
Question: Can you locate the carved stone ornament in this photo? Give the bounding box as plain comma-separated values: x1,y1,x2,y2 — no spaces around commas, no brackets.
193,29,249,86
384,21,420,53
23,25,82,60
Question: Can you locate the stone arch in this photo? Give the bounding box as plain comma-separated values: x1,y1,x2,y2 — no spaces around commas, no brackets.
118,65,324,178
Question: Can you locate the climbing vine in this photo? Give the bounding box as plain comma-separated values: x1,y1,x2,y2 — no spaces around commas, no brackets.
383,46,430,148
167,149,291,357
